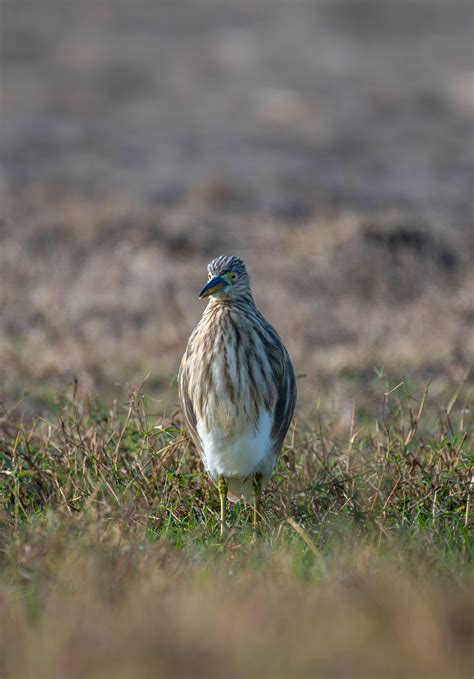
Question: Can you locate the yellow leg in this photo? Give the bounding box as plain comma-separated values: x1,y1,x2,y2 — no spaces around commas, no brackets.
217,475,227,538
252,472,263,535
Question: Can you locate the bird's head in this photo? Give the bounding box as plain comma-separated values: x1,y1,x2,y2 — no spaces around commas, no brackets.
198,255,251,302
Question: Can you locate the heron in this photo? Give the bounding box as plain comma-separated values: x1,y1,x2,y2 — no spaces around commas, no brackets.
179,255,296,535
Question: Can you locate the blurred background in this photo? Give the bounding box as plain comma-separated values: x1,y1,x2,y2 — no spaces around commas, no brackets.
1,0,473,418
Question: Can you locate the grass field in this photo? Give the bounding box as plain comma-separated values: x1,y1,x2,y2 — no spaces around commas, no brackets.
1,377,472,678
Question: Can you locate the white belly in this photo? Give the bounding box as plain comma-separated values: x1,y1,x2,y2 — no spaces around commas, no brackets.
197,410,273,493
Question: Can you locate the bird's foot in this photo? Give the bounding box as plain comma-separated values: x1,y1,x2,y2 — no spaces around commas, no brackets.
217,475,228,539
252,472,263,540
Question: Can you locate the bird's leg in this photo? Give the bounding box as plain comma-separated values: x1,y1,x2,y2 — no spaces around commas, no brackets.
217,475,228,537
252,472,263,535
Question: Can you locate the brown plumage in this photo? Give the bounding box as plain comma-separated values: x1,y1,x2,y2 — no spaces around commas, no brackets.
179,255,296,531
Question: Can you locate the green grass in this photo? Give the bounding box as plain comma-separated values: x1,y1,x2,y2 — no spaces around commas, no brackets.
0,379,472,678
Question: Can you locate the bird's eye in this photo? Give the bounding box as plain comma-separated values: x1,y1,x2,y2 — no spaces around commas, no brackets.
230,273,238,281
208,272,212,280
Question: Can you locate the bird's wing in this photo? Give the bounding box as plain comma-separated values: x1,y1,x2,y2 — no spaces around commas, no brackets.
178,354,203,456
270,344,297,458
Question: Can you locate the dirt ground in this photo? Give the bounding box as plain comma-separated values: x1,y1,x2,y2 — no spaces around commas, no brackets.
1,1,473,416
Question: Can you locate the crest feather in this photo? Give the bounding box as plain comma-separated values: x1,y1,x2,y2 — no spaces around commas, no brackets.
208,255,247,276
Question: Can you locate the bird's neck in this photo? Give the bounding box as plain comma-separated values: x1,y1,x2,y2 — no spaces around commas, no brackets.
206,293,256,313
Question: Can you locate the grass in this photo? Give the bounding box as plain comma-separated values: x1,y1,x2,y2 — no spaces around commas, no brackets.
0,378,472,678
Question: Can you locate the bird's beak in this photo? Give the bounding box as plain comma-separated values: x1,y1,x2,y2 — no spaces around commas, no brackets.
198,275,226,299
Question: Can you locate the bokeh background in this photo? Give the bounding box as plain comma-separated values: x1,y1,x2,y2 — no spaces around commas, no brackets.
1,0,473,417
